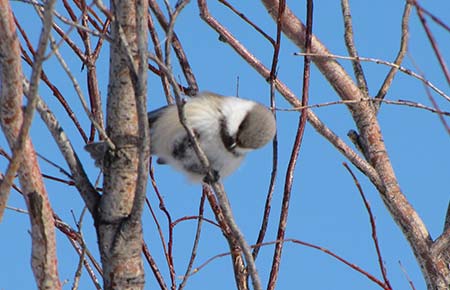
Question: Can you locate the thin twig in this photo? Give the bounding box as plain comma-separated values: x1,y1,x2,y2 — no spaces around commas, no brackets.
252,0,282,262
197,0,382,191
399,261,417,290
189,238,389,289
414,1,450,85
148,12,174,104
23,79,100,213
148,166,176,288
71,208,88,290
149,0,198,94
412,1,450,32
276,97,450,117
142,242,169,290
217,0,275,45
295,52,450,102
49,36,114,149
343,163,392,289
374,2,412,112
340,0,369,97
178,191,206,290
253,85,278,259
268,1,312,288
15,25,88,142
408,53,450,135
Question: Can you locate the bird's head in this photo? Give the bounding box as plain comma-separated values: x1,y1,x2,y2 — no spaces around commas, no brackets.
236,103,276,149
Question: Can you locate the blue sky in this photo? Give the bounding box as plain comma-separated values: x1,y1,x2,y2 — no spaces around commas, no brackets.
1,1,449,289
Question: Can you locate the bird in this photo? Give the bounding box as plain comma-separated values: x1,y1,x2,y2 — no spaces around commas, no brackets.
148,92,276,183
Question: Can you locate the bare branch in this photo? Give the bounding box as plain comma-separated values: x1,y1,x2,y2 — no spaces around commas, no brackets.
340,0,369,97
414,1,450,85
178,192,206,290
295,52,449,103
268,1,311,288
23,79,100,213
374,2,412,111
343,163,392,288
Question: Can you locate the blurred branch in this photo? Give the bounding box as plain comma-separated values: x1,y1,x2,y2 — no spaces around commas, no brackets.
0,0,55,218
413,0,450,85
143,242,169,290
408,46,450,136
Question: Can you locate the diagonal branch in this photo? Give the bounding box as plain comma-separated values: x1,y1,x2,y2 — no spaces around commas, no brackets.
375,2,412,112
260,0,448,288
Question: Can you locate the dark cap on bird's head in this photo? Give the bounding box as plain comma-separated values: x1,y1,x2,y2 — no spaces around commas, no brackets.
236,103,276,149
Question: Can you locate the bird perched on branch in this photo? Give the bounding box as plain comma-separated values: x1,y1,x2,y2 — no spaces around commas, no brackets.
86,92,276,183
148,92,276,182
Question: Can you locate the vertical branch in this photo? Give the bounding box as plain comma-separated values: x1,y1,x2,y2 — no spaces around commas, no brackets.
252,0,283,260
0,0,56,217
148,13,174,104
0,0,61,289
340,0,369,97
267,1,313,288
96,0,148,288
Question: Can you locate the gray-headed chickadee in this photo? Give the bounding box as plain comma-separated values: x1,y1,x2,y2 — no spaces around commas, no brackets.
85,92,276,183
149,92,276,182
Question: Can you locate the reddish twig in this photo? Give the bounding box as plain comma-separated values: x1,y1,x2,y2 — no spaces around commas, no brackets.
414,1,450,85
143,242,169,290
172,215,219,228
268,1,312,289
190,237,389,289
343,163,392,289
178,191,206,290
252,0,282,261
15,19,89,142
148,165,176,289
148,0,198,94
217,0,275,45
408,54,450,135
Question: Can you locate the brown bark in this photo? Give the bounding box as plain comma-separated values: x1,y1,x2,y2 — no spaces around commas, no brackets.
0,0,61,289
95,0,149,289
260,0,450,288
